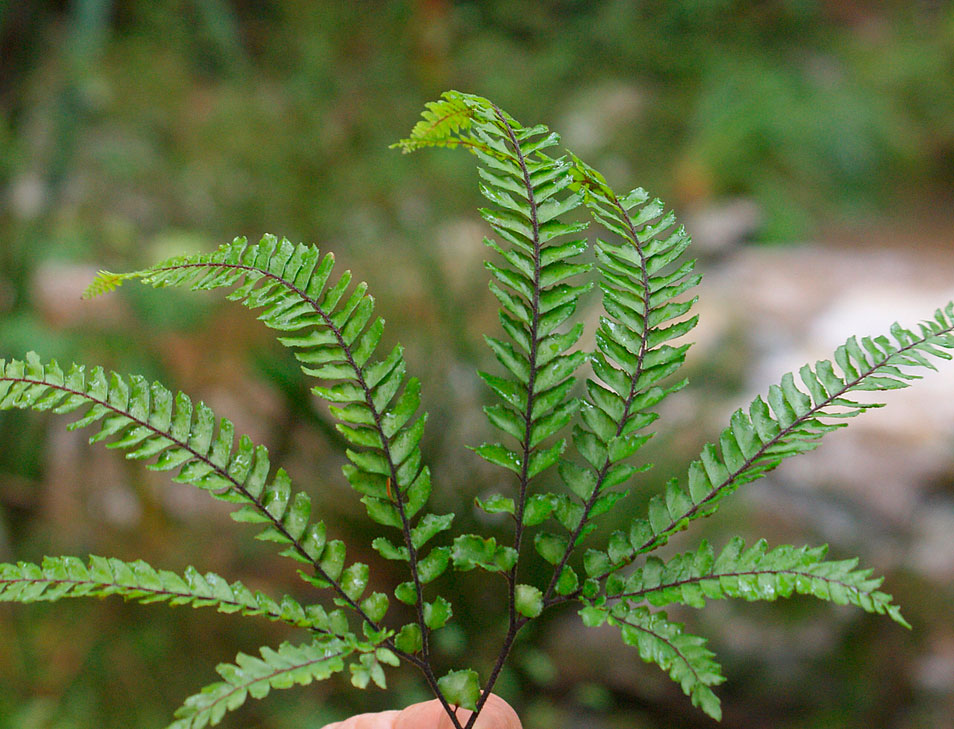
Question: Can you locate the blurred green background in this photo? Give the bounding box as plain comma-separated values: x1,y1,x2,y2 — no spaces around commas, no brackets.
2,1,953,727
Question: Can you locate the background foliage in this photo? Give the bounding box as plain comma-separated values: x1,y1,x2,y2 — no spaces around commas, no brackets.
1,2,953,728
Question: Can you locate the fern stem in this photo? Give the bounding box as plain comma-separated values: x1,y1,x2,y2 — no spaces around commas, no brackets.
400,652,467,729
489,102,543,618
462,615,530,729
459,104,545,729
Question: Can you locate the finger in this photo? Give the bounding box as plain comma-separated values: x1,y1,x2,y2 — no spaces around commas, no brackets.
392,699,451,729
455,694,522,729
320,709,401,729
393,694,521,729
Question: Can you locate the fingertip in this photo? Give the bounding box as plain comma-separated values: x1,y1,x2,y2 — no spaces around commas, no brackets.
320,709,402,729
393,698,453,729
472,694,522,729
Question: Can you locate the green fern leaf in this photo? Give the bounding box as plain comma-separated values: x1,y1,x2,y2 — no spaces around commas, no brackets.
0,555,355,633
83,270,139,298
401,91,592,550
621,305,954,564
392,92,477,153
88,235,455,631
0,353,382,628
583,603,724,720
612,538,909,627
167,638,353,729
535,158,700,601
96,237,435,521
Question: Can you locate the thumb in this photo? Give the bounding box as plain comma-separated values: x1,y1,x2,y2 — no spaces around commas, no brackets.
393,694,522,729
320,709,401,728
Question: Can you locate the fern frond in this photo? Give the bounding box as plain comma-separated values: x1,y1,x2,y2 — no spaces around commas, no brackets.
83,270,138,298
611,538,909,627
167,638,353,729
392,92,477,153
86,236,451,654
539,160,700,602
95,236,437,530
0,353,382,633
0,555,355,633
401,91,592,565
616,305,954,568
570,158,699,477
580,603,724,720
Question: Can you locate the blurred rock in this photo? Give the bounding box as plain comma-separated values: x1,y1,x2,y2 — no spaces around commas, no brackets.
8,173,47,219
683,198,762,255
907,501,954,580
693,243,954,550
913,632,954,694
558,81,645,156
32,261,126,328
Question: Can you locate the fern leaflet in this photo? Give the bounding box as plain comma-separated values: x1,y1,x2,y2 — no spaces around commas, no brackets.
611,537,908,627
0,555,356,633
580,602,724,720
613,306,954,572
394,93,477,153
541,156,701,603
168,638,355,729
0,353,385,637
85,235,452,659
398,91,592,580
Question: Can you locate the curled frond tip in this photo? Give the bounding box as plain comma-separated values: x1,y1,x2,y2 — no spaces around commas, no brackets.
82,270,138,300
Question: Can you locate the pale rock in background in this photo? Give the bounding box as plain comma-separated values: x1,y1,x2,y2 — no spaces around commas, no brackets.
695,243,954,574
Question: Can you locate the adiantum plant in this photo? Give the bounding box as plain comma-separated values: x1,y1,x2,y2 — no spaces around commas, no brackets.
2,91,952,727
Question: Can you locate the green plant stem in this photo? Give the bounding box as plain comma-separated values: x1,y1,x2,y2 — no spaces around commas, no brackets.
458,103,544,729
491,102,543,566
463,610,531,729
398,651,464,728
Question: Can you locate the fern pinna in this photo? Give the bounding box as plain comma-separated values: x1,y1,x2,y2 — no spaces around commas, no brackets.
2,91,953,727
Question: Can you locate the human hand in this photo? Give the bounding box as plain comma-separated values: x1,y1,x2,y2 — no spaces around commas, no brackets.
320,694,522,729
